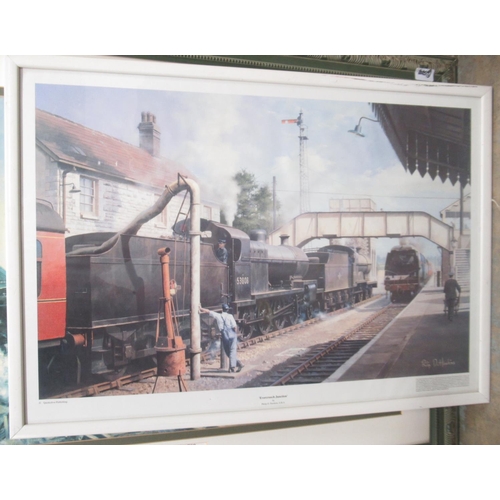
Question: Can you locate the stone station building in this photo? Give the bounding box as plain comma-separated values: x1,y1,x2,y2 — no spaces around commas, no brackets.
35,109,220,236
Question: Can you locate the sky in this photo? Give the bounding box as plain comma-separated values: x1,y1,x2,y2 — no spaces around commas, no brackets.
34,83,466,262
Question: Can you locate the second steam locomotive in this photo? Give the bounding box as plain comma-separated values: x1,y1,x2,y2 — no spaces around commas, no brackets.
37,199,377,386
384,245,431,302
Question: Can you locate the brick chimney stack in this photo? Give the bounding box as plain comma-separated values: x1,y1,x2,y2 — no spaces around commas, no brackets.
138,112,161,156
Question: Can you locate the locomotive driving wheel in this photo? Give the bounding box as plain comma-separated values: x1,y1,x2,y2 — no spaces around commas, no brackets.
238,308,257,341
271,298,288,330
256,300,273,335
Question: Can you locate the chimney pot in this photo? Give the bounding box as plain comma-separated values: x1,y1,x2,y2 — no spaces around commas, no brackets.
138,112,161,156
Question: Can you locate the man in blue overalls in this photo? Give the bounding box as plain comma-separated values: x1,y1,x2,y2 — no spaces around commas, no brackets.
199,304,244,372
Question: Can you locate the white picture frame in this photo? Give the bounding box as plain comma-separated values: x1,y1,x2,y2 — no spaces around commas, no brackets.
4,55,492,439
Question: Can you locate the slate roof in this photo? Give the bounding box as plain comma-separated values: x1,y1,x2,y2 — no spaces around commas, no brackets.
36,109,197,188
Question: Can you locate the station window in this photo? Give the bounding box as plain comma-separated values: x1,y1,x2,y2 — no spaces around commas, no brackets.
203,205,212,221
80,176,98,217
37,240,42,297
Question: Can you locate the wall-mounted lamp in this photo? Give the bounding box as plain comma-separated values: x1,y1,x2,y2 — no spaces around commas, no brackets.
62,182,81,194
61,182,81,229
348,116,380,137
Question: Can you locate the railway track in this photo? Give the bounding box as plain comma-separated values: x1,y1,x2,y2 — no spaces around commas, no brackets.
251,303,406,387
52,368,158,399
237,294,381,349
49,295,384,399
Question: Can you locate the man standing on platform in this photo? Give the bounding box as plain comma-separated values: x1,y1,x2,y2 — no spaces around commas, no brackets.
199,304,244,372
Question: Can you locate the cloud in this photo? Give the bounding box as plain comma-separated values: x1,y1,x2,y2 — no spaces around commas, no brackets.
167,94,262,225
34,85,463,230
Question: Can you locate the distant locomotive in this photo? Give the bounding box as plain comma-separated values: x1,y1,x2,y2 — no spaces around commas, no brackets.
36,199,377,387
384,245,431,302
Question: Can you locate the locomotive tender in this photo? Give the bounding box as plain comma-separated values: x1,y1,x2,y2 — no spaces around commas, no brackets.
36,199,377,384
384,245,431,302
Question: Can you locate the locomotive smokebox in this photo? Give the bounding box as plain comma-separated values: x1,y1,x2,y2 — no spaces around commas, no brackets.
156,247,186,377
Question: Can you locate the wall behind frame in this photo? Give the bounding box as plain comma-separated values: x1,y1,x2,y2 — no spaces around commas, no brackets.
0,55,431,445
69,411,430,445
458,56,499,444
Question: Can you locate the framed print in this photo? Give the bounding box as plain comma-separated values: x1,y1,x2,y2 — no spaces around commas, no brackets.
4,55,491,439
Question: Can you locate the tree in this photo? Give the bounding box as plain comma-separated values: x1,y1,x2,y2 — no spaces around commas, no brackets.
233,169,274,234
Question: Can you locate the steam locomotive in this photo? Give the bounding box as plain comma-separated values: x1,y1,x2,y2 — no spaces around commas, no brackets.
36,199,377,386
384,245,431,302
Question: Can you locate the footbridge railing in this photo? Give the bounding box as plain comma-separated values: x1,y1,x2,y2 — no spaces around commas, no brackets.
268,211,456,250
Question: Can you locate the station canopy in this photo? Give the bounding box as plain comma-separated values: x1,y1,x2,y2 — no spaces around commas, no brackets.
372,103,471,187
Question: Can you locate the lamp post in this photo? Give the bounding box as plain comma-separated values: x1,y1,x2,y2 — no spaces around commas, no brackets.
346,116,381,274
348,116,380,137
450,236,458,276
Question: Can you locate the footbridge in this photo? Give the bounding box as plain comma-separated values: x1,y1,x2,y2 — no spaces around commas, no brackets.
268,211,456,250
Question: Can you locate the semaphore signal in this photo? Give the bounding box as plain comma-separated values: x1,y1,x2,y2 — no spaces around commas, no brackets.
282,111,309,213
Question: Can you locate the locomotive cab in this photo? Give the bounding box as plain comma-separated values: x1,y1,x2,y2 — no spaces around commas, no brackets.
202,221,251,304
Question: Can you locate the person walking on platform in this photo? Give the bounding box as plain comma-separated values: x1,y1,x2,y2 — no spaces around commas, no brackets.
199,304,244,372
444,272,461,321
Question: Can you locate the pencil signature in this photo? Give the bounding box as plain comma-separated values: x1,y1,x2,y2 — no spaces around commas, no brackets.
421,358,456,368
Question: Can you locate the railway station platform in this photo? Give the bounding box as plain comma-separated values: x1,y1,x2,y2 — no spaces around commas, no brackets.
327,280,470,382
103,278,470,396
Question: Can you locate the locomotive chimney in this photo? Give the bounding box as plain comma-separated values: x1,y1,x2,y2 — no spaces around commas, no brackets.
138,112,161,156
280,234,290,246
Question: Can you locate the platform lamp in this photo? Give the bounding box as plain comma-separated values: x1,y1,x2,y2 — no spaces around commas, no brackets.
348,116,381,282
61,182,81,228
348,116,380,137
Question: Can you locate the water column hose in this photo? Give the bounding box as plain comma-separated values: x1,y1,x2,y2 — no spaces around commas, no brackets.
66,174,202,380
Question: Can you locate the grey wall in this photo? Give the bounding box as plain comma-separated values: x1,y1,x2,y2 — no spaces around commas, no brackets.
458,56,499,444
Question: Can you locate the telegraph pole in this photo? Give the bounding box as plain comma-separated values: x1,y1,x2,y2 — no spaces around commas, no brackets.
282,111,309,213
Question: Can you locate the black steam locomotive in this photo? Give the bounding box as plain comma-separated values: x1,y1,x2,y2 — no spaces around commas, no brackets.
37,201,377,382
